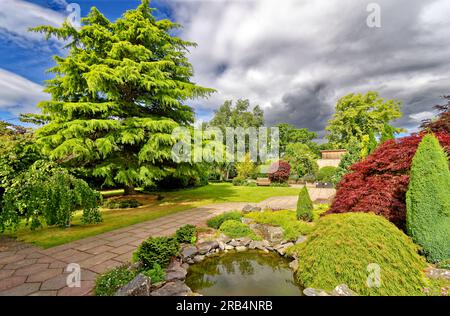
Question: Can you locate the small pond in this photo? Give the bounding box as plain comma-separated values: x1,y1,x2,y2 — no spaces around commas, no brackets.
185,250,303,296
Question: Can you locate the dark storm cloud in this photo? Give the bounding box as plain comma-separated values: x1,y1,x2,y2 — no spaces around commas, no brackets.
173,0,450,133
266,81,334,134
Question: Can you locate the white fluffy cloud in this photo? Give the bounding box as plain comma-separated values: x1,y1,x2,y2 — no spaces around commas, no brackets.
0,68,48,115
170,0,450,133
0,0,66,48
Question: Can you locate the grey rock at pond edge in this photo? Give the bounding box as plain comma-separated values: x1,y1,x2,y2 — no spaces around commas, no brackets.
276,242,294,256
181,245,198,259
229,240,241,247
425,268,450,280
242,204,262,214
289,259,299,271
260,226,284,244
218,241,226,251
236,237,252,246
235,246,247,252
165,260,187,282
150,281,192,296
331,284,358,296
115,274,151,296
197,241,219,255
303,288,330,296
224,245,234,250
193,255,205,263
248,240,265,250
218,234,231,244
295,236,307,244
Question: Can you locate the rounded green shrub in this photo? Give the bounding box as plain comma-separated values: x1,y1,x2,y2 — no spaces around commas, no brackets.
406,134,450,263
317,166,337,182
288,213,428,296
207,211,242,229
134,236,179,269
219,220,256,239
175,224,197,244
296,187,313,222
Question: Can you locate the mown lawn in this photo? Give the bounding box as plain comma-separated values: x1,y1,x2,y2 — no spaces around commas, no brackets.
9,183,300,248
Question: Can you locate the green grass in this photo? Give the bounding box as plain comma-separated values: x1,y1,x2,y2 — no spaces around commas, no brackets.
287,213,429,296
7,183,300,248
219,220,260,240
245,210,315,241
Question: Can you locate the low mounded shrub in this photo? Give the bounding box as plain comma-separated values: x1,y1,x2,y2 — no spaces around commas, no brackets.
134,236,179,269
296,187,313,222
175,224,197,244
94,265,136,296
207,211,242,229
104,199,142,209
406,134,450,263
219,220,258,239
317,166,337,183
287,213,428,296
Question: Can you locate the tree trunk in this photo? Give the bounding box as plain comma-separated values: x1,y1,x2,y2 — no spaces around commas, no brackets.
124,185,136,195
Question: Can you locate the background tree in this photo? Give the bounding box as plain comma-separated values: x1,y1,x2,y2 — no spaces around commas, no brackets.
206,99,264,180
30,0,214,195
421,95,450,133
277,123,317,155
326,91,403,149
283,143,318,179
406,134,450,263
209,99,264,128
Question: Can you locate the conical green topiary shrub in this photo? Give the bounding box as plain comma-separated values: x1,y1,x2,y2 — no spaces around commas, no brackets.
296,186,313,221
406,133,450,263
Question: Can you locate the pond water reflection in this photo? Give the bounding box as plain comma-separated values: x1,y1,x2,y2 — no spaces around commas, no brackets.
185,250,303,296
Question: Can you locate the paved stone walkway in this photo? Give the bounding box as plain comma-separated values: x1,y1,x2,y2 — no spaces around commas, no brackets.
0,188,335,296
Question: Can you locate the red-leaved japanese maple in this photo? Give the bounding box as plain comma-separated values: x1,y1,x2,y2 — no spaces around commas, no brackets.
268,160,291,183
327,132,450,228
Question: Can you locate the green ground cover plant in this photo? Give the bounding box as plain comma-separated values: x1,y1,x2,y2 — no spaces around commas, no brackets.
95,265,136,296
245,210,314,241
219,220,259,239
207,211,242,229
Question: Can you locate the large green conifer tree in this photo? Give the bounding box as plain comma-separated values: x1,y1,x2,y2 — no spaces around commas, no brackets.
31,0,214,194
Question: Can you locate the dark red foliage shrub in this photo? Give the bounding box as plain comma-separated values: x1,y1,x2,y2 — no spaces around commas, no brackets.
327,132,450,229
268,160,291,183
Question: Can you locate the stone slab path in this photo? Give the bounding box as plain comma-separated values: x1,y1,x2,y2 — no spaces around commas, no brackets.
0,188,335,296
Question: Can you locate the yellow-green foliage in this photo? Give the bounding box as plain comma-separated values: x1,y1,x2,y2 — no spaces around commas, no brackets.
245,210,314,241
406,134,450,263
312,204,329,221
288,213,428,296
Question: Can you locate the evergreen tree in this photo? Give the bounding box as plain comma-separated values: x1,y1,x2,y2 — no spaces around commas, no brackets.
30,0,214,194
406,134,450,263
296,186,314,222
